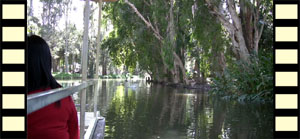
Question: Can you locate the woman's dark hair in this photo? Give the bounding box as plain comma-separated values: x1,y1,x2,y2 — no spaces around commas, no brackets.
28,35,61,92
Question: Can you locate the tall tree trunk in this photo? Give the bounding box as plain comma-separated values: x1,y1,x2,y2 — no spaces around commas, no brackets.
169,0,180,84
94,0,103,79
205,0,250,62
227,0,249,62
200,72,206,83
173,52,189,84
41,3,46,38
240,0,266,54
169,0,189,84
64,33,69,73
205,0,269,59
153,65,162,83
72,54,75,74
240,0,254,53
102,49,107,75
193,59,200,82
52,58,56,73
64,1,70,73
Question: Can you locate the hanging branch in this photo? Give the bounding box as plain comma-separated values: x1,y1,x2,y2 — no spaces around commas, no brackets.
124,0,164,42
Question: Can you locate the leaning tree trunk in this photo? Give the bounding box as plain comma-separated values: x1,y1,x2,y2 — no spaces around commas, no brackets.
227,0,250,62
205,0,250,62
169,0,189,84
125,0,189,85
173,52,189,84
205,0,268,60
169,0,180,84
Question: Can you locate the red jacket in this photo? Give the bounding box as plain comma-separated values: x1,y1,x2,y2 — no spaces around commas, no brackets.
28,87,79,139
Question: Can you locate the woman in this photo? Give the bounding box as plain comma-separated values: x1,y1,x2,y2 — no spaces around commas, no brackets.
28,35,79,139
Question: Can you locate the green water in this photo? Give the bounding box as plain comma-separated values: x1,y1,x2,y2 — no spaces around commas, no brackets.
59,80,273,139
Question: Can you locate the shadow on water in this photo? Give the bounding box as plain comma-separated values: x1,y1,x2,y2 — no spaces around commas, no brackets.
59,80,273,139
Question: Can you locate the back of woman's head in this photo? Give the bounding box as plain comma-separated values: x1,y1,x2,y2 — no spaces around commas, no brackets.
28,35,60,92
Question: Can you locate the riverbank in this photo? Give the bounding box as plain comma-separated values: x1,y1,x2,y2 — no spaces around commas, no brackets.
147,80,211,91
146,79,272,103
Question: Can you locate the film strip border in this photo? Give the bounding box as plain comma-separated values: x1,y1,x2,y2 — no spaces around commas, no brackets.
274,0,300,138
0,0,27,138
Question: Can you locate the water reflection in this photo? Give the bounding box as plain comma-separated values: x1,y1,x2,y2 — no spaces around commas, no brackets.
59,80,273,139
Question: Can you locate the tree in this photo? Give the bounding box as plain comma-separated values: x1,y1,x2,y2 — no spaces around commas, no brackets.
39,0,64,72
204,0,272,62
63,0,72,73
104,0,197,84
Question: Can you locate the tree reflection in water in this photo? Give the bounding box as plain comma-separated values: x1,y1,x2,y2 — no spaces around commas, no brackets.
59,80,273,139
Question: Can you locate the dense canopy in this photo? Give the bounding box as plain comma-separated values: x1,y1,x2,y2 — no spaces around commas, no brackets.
28,0,273,101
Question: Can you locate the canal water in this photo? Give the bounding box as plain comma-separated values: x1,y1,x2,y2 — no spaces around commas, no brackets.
59,79,273,139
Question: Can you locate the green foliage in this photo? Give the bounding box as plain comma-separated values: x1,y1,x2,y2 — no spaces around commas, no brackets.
210,52,273,102
54,72,81,80
102,0,166,78
29,0,273,90
188,0,229,78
